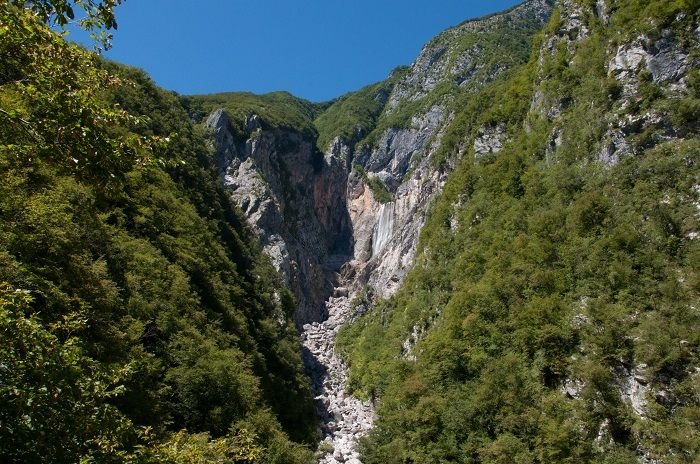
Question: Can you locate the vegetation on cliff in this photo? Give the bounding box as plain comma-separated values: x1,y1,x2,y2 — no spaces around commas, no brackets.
184,91,327,141
313,69,407,153
338,0,700,462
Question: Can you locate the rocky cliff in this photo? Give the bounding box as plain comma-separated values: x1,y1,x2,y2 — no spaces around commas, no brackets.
204,109,351,325
201,0,553,325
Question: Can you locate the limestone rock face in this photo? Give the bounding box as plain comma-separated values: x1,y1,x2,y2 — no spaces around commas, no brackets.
314,152,353,260
206,109,238,173
597,29,697,166
354,106,444,192
474,124,508,158
204,113,351,325
610,32,691,91
205,0,554,322
355,154,448,299
342,0,554,302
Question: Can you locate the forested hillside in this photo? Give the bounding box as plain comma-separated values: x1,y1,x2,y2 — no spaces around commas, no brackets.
338,0,700,462
2,0,699,463
0,2,316,462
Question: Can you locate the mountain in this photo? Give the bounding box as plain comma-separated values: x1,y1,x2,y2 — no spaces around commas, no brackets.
1,0,698,463
336,0,700,463
192,4,554,461
192,0,554,328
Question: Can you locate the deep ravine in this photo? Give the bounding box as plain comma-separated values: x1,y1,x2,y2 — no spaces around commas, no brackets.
302,283,374,464
199,3,557,461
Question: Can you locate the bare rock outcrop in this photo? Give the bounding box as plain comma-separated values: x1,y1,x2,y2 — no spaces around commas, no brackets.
205,112,350,325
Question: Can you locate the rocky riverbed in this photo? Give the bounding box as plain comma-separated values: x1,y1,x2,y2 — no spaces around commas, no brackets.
302,287,374,464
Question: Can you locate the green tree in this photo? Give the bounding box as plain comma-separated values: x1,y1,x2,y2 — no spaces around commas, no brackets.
10,0,123,50
0,283,137,463
0,3,316,462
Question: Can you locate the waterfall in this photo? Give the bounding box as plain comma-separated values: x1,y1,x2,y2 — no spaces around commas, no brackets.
372,202,395,257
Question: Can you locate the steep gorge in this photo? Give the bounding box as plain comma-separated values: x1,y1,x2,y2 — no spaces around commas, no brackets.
1,0,698,462
198,1,554,461
200,0,554,323
198,0,700,462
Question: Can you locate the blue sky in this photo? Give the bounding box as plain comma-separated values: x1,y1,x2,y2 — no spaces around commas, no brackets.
69,0,523,102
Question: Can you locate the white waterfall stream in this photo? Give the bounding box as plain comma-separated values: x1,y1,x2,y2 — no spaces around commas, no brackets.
371,202,395,257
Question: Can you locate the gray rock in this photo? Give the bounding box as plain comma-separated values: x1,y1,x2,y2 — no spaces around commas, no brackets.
206,111,350,325
598,128,632,166
596,0,610,25
245,113,261,132
618,364,650,417
474,123,507,157
358,106,444,192
303,291,375,464
647,33,689,84
333,287,349,298
559,0,590,41
204,109,238,175
610,32,692,101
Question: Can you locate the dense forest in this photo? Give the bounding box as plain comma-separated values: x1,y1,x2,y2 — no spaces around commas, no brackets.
0,1,316,462
1,0,699,463
337,0,700,462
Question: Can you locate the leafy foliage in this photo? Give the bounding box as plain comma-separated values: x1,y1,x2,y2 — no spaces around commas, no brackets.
0,4,315,462
353,164,393,204
0,284,135,463
10,0,123,50
313,69,406,153
0,4,155,188
141,429,265,464
339,1,700,463
184,91,326,140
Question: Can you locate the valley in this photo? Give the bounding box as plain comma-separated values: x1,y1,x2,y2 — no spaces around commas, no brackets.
1,0,699,462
